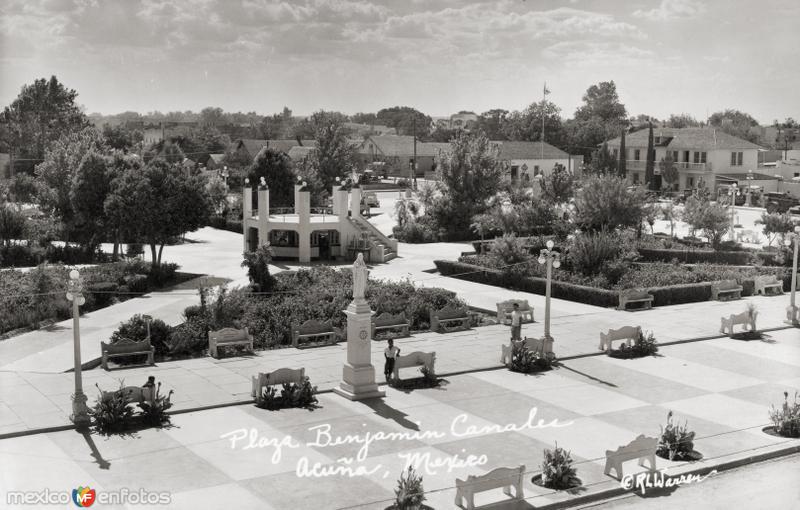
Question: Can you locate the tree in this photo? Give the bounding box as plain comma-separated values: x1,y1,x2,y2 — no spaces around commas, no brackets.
476,109,510,140
350,112,377,125
0,76,90,174
662,203,680,238
247,148,295,208
102,124,144,151
645,122,656,190
428,132,503,239
573,175,646,231
683,197,730,249
575,81,628,124
501,101,566,147
70,150,116,250
618,129,627,177
105,159,211,266
242,243,275,292
666,114,702,128
709,109,759,143
200,107,225,126
35,127,107,237
0,206,26,246
205,174,229,215
540,163,574,203
659,155,679,191
588,142,616,175
756,212,795,246
376,106,432,138
304,111,359,193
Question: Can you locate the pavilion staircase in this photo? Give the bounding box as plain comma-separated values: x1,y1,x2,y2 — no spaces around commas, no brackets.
348,216,397,263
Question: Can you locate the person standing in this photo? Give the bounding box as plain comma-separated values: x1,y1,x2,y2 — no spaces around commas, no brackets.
510,303,522,341
384,339,400,383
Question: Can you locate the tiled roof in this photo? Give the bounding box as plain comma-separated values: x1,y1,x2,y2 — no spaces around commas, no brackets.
209,154,225,163
492,141,568,160
265,139,317,153
606,127,763,151
361,136,449,157
287,146,315,161
236,139,268,156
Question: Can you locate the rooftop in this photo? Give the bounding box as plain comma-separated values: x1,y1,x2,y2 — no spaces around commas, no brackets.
492,140,569,160
606,127,763,151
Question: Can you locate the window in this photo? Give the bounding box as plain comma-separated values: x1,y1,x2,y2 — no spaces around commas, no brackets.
693,152,700,164
731,151,743,166
683,151,690,162
687,176,695,188
738,152,743,166
612,148,618,159
701,152,707,164
633,173,640,184
672,151,678,162
654,136,661,144
634,149,641,161
731,152,736,165
795,172,800,178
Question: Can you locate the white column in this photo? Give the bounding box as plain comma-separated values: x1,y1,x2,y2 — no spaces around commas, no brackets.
258,186,270,248
350,187,362,218
243,186,252,252
297,188,311,263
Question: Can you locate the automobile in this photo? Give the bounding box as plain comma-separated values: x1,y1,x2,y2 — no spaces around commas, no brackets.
788,205,800,221
361,191,380,208
763,192,800,214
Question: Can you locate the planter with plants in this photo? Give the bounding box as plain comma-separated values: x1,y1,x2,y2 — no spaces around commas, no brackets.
609,330,659,359
255,377,318,410
657,411,701,461
89,380,174,434
765,391,800,438
727,303,762,340
387,466,432,510
390,366,443,390
509,342,556,374
532,443,581,490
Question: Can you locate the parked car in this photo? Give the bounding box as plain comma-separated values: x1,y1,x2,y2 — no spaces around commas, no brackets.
763,192,800,214
362,191,380,208
787,205,800,222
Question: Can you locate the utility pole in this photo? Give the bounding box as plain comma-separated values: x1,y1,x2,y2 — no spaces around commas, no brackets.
541,82,550,160
412,116,417,183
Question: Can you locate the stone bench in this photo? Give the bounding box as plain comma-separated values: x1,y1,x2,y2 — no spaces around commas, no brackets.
618,289,654,311
754,275,783,296
430,305,470,333
208,327,254,359
500,336,553,365
455,465,525,510
711,279,743,301
495,299,534,325
392,351,435,381
599,326,642,353
101,337,155,371
371,312,410,338
291,319,343,348
251,368,306,399
604,435,658,480
720,309,758,336
100,385,155,405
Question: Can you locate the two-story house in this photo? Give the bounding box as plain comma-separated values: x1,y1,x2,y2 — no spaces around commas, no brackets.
604,127,763,191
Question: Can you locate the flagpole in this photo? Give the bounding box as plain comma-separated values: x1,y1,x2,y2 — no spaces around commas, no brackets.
541,82,547,160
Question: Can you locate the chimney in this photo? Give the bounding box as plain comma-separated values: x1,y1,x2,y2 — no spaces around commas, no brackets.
296,135,302,146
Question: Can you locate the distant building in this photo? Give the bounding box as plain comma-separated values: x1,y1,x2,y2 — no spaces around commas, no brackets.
357,135,450,176
343,123,396,136
492,141,582,183
206,154,226,171
449,112,478,130
605,127,763,191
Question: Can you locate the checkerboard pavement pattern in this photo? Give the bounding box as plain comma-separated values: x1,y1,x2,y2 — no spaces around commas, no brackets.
1,329,798,510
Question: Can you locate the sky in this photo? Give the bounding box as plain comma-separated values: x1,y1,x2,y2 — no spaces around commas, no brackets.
1,0,798,123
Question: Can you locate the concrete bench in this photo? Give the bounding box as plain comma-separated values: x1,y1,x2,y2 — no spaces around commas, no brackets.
720,310,758,336
100,385,155,405
392,351,435,381
496,299,534,325
371,312,410,338
500,336,553,365
251,368,306,399
292,319,343,348
599,326,642,353
455,465,525,510
101,337,155,371
208,327,254,359
618,289,654,311
604,435,658,480
430,305,470,333
754,275,783,296
711,279,743,301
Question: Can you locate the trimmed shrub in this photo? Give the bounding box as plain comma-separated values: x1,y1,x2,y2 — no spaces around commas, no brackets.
168,319,207,356
638,248,756,266
393,466,426,510
87,281,119,308
124,274,150,294
110,314,172,356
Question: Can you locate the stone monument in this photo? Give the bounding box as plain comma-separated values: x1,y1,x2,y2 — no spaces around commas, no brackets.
333,254,385,401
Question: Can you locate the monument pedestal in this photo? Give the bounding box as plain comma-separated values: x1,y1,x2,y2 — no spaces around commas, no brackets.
332,298,385,401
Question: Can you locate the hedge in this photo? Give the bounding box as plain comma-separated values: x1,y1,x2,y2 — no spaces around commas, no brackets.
637,248,785,266
434,260,619,308
208,215,243,234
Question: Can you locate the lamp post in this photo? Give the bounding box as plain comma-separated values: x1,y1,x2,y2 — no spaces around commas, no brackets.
785,226,800,325
537,240,561,348
66,270,90,426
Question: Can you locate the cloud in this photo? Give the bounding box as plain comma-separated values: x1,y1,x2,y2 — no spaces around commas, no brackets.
542,41,654,66
634,0,706,21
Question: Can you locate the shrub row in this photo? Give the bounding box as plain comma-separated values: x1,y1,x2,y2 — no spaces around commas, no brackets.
434,260,619,308
637,248,785,266
207,215,244,234
0,243,110,268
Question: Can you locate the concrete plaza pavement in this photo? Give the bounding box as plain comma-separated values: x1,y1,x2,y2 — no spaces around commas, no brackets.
1,335,799,509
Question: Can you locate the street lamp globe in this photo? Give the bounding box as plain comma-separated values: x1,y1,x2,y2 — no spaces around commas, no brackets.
553,259,561,269
538,256,546,265
69,269,80,280
546,240,554,250
244,178,250,185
